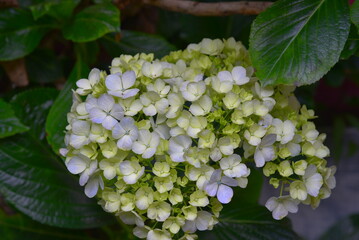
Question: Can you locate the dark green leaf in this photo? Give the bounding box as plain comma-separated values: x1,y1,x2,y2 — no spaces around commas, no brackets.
249,0,350,86
46,61,89,155
230,167,263,206
319,214,359,240
10,88,58,141
26,49,64,83
0,8,50,61
0,210,98,240
200,204,300,240
63,3,120,42
0,99,29,138
341,24,359,59
101,31,176,58
0,134,115,228
351,0,359,33
30,0,80,20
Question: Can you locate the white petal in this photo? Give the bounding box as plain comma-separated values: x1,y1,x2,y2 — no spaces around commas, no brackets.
217,184,233,204
122,89,139,99
122,71,136,89
218,71,233,82
76,79,91,90
89,108,107,124
66,157,87,174
205,182,218,197
98,94,115,112
85,176,99,198
106,74,122,91
117,135,134,150
102,116,118,130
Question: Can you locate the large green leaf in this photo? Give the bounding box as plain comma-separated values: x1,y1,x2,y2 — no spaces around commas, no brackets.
352,0,359,33
0,8,49,61
63,3,120,42
11,88,58,141
0,88,114,228
101,31,176,58
319,214,359,240
0,99,29,139
0,210,97,240
30,0,80,20
249,0,350,86
200,204,300,240
46,61,89,155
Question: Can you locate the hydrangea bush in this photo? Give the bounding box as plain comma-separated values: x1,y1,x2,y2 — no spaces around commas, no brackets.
60,38,336,240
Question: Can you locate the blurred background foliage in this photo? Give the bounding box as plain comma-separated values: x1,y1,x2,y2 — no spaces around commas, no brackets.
0,0,358,239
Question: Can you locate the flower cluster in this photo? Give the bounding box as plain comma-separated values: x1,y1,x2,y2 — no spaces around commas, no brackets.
61,38,336,239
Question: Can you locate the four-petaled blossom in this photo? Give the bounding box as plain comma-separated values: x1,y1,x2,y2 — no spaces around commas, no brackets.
132,130,160,158
76,68,101,95
106,71,139,99
119,160,145,184
112,117,138,150
265,196,299,220
219,154,249,178
205,169,238,204
168,135,192,162
87,94,124,130
66,154,97,186
303,164,323,197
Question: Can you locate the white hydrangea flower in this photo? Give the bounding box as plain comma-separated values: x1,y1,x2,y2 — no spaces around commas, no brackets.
135,186,154,210
132,130,160,158
140,92,168,116
66,155,97,186
119,160,145,184
69,120,91,149
147,229,171,240
147,79,171,97
265,196,299,220
147,201,171,222
153,161,171,177
168,135,192,162
142,62,163,79
112,117,138,150
105,71,139,99
76,68,101,95
166,93,184,118
182,211,216,233
254,134,276,167
290,181,307,201
215,66,249,89
189,95,212,116
205,169,238,204
87,94,124,130
189,190,209,207
219,154,249,178
119,97,143,116
210,76,233,94
180,81,206,102
85,171,104,198
186,165,214,190
198,38,224,55
303,164,323,197
271,119,295,144
163,217,185,234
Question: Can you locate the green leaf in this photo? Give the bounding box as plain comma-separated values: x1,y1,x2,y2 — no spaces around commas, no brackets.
30,0,80,20
101,31,176,58
200,204,300,240
319,214,359,240
0,88,114,228
0,99,29,139
0,210,98,240
26,49,64,83
63,3,120,42
341,24,359,59
10,88,58,141
229,167,263,206
351,0,359,33
0,8,50,61
249,0,350,86
46,61,89,155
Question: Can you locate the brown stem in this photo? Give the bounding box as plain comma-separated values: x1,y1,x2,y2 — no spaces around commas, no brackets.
142,0,273,16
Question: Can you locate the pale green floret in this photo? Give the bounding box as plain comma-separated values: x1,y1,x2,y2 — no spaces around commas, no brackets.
278,160,293,177
263,162,277,177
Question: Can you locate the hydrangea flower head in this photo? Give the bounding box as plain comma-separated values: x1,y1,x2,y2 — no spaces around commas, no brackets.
62,38,336,239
